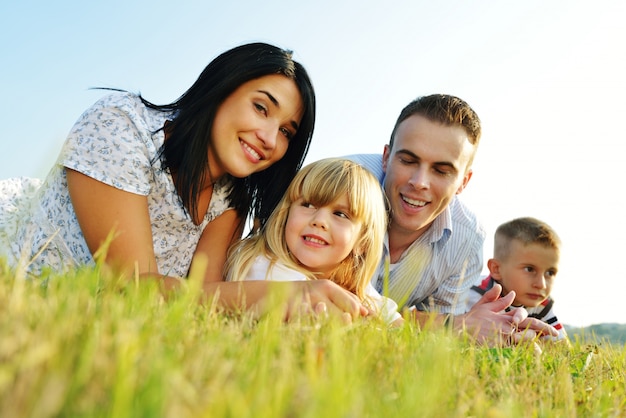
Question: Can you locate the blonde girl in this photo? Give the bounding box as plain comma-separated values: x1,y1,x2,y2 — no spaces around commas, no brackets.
226,158,401,324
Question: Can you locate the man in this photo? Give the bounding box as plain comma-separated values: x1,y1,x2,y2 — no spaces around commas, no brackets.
349,94,557,343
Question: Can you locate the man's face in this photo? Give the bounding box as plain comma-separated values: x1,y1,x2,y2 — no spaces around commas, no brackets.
382,114,474,240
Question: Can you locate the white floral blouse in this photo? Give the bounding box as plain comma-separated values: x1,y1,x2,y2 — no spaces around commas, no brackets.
0,92,233,277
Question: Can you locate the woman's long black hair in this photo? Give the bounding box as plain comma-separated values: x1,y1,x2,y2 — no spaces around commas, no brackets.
142,42,315,232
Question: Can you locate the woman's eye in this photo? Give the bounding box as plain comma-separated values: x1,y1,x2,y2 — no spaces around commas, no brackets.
279,127,293,140
254,103,267,115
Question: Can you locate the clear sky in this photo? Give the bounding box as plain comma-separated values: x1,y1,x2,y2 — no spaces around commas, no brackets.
2,1,625,327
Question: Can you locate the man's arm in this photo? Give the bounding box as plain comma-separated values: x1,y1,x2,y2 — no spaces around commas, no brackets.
449,284,558,345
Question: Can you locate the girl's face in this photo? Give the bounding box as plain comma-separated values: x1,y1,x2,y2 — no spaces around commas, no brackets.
209,74,304,179
285,193,363,278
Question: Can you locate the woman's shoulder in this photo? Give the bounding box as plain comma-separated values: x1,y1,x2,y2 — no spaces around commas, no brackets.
76,91,171,139
89,91,166,119
89,90,141,110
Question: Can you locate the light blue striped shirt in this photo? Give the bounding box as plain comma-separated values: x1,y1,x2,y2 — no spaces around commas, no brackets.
345,154,486,315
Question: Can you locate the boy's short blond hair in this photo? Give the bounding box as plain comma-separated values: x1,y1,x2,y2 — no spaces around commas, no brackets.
494,217,561,260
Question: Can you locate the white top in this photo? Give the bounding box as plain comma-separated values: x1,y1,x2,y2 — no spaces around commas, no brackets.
239,255,402,325
0,92,233,277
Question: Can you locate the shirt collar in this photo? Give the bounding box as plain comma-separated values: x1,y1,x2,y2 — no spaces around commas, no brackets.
430,203,452,244
423,200,453,250
383,199,454,260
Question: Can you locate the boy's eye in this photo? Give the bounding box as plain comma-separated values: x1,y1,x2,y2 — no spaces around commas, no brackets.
524,266,534,273
546,270,557,278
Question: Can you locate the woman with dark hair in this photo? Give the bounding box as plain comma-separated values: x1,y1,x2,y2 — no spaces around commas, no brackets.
0,42,367,320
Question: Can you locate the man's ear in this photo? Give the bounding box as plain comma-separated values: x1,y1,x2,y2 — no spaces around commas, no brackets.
487,258,502,281
382,144,391,174
456,168,473,194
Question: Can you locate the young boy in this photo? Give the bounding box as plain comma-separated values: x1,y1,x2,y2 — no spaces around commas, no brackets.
465,217,567,341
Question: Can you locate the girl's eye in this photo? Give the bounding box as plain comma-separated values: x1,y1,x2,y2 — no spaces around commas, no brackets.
301,201,315,209
254,102,267,115
546,270,557,278
524,266,534,273
334,211,349,219
279,127,293,141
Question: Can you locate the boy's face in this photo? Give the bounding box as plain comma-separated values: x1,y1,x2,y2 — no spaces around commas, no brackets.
382,114,474,241
488,240,559,308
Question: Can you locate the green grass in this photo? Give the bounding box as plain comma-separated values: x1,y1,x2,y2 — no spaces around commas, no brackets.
1,260,624,417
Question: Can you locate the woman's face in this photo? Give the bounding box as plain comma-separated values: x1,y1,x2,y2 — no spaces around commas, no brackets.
209,74,304,179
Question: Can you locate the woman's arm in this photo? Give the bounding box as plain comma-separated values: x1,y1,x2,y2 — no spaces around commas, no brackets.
202,279,369,321
192,208,242,284
67,169,367,320
66,168,159,277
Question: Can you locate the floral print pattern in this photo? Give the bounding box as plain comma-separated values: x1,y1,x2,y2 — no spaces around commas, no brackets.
0,93,233,277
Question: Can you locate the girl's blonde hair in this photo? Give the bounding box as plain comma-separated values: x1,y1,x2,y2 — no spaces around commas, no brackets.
225,158,388,300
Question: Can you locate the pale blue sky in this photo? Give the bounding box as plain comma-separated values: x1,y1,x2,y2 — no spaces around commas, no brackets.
2,1,625,327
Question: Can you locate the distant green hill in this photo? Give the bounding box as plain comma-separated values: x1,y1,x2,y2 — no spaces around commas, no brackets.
565,323,626,346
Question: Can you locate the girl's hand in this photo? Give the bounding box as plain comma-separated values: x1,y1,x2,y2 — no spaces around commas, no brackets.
285,279,369,322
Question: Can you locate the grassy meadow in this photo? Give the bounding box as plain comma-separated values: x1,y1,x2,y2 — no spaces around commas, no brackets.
1,260,624,418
